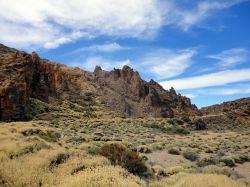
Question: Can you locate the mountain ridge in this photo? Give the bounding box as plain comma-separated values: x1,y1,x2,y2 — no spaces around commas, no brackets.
0,43,199,120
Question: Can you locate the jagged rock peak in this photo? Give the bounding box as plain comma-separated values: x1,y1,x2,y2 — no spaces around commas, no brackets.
122,65,133,71
31,51,40,62
94,66,102,72
169,87,177,95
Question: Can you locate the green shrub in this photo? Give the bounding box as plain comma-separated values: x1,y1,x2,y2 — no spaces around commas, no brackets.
197,156,217,167
182,150,199,161
174,118,184,125
39,130,60,142
181,116,191,123
99,143,150,177
152,165,167,176
173,127,190,135
50,119,59,125
23,113,34,121
21,129,44,136
202,165,230,175
232,154,250,164
138,145,152,153
143,123,167,132
49,153,69,169
219,156,236,167
202,165,243,179
80,144,99,155
168,147,181,155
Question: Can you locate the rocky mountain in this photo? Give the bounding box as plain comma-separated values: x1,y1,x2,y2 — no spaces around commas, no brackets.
0,43,199,120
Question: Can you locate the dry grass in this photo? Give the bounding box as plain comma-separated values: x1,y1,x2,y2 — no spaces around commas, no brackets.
149,173,246,187
0,118,249,186
0,122,144,187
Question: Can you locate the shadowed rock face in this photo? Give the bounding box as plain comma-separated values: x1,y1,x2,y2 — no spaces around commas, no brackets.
0,44,198,120
94,66,198,118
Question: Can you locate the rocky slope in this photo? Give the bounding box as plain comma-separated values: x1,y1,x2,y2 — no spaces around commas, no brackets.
0,43,198,120
201,97,250,125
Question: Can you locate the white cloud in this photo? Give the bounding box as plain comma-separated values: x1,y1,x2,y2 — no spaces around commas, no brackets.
136,48,197,79
170,0,248,31
0,0,246,49
44,32,91,49
72,56,131,71
160,69,250,90
0,0,163,49
209,87,250,95
71,43,128,54
182,94,197,99
207,48,248,68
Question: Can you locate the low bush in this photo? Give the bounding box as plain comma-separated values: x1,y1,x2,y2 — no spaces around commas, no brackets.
182,150,199,161
202,165,244,180
173,127,190,135
99,143,150,177
39,130,61,142
181,116,191,123
165,166,185,175
152,165,167,177
219,156,236,167
202,165,231,175
232,154,250,164
168,147,181,155
49,153,70,170
137,145,152,153
197,156,218,167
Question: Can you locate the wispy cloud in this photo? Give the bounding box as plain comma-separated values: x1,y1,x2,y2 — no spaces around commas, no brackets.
71,43,129,54
181,84,250,102
0,0,247,49
182,93,197,99
44,32,91,49
207,48,248,68
169,0,249,31
208,87,250,95
160,69,250,90
136,48,197,79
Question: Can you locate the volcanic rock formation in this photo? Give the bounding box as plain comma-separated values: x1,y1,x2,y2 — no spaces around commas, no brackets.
0,43,198,120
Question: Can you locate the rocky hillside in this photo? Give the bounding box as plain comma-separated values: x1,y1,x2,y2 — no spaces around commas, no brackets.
201,97,250,125
0,43,198,120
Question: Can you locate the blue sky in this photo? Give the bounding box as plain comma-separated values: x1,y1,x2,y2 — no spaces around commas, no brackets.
0,0,250,108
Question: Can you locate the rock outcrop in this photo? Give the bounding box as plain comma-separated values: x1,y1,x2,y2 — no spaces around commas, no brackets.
0,44,91,120
93,66,197,117
0,44,198,120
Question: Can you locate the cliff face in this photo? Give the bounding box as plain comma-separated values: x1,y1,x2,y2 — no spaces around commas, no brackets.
0,44,91,120
0,44,198,120
93,66,197,118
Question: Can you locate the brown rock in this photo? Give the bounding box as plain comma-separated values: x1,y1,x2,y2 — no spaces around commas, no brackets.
0,43,199,120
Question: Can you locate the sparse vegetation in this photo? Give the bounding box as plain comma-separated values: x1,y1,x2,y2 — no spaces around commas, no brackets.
0,116,249,186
